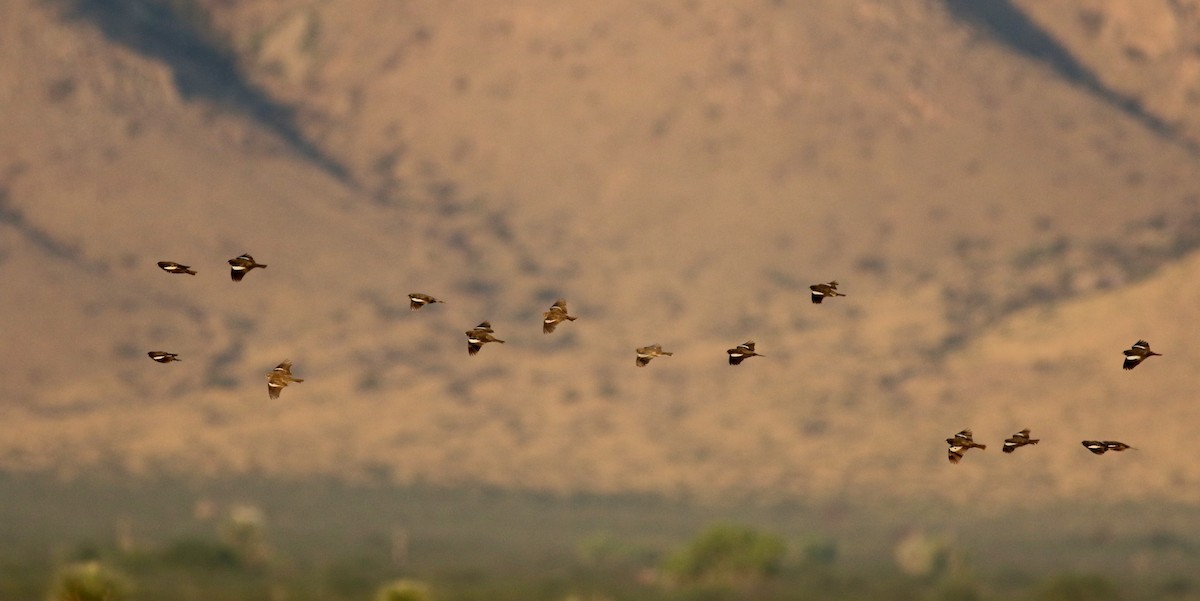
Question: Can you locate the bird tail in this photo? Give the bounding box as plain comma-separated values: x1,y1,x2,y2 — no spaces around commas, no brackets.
972,443,987,450
566,315,577,321
185,269,197,275
292,377,304,383
662,351,674,356
496,339,507,344
1029,439,1040,445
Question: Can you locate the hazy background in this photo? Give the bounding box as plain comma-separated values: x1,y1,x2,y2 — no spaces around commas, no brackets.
4,0,1200,599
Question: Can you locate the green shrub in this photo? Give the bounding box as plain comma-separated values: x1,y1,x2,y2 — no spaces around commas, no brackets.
48,561,132,601
375,578,433,601
661,523,786,586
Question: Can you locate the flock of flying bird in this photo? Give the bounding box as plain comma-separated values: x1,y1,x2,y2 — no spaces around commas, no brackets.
150,259,1149,463
944,339,1157,464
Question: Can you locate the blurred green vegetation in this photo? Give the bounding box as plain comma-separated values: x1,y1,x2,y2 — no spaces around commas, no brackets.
2,472,1199,600
375,579,433,601
49,561,133,601
660,523,786,586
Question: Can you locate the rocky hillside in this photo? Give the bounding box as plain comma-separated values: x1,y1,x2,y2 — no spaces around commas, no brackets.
1,0,1199,505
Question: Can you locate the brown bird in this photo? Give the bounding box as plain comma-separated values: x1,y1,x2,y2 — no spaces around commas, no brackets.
542,299,577,334
157,261,196,275
809,281,844,304
466,321,506,355
635,344,674,367
946,428,986,464
1122,340,1161,370
1083,440,1135,455
266,360,304,399
726,341,762,365
228,253,267,282
408,293,444,311
1002,428,1040,454
147,351,180,363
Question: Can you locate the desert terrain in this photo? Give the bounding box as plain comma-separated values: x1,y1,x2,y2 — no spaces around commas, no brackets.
2,0,1200,508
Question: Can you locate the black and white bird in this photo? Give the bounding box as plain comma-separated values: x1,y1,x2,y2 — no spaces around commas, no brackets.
635,344,673,367
809,281,844,304
267,360,304,399
147,351,180,363
466,321,506,355
946,428,986,464
408,293,444,311
1122,340,1162,370
228,253,267,282
157,261,196,275
1082,440,1134,455
1002,428,1040,454
726,341,762,365
542,299,577,334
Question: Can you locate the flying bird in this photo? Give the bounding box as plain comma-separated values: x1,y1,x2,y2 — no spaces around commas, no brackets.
635,344,673,367
1122,340,1161,370
1082,440,1134,455
1002,428,1040,454
946,428,986,464
147,351,180,363
726,341,762,365
466,321,506,355
809,281,844,304
542,299,577,334
408,293,444,311
157,261,196,275
267,360,304,399
228,253,267,282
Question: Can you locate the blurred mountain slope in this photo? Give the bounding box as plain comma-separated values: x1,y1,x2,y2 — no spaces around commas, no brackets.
1,0,1198,504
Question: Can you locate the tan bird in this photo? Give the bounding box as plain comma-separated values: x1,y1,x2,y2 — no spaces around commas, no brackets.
809,281,845,304
228,253,267,282
946,428,986,464
157,261,196,275
267,360,304,399
467,321,506,355
1002,428,1040,454
147,351,181,363
726,341,762,365
408,293,444,311
1122,340,1161,370
542,299,577,334
635,344,673,367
